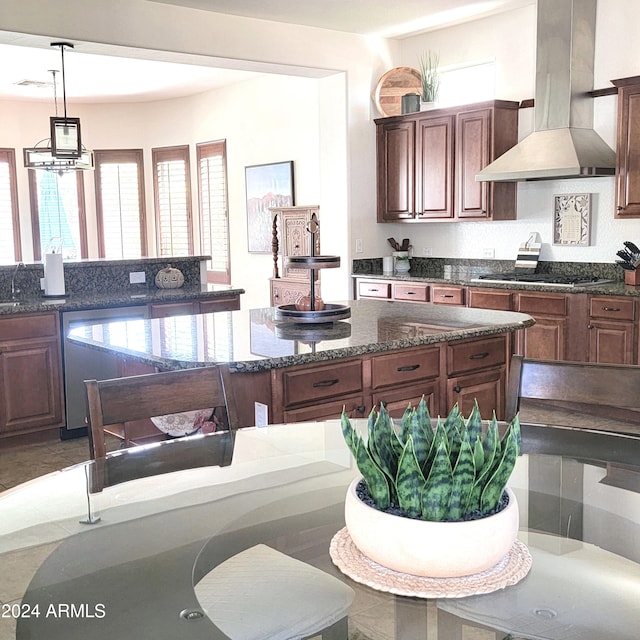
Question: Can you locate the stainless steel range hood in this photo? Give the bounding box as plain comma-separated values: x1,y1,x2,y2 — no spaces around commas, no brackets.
476,0,615,182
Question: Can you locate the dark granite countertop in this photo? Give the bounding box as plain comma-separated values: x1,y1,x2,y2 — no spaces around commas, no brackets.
0,284,245,316
67,299,534,373
352,272,639,296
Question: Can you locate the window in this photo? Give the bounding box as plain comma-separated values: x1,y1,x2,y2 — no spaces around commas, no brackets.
94,149,147,259
197,140,230,284
28,167,87,260
152,145,192,256
0,149,21,263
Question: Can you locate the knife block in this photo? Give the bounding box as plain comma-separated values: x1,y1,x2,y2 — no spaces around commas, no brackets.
624,269,640,285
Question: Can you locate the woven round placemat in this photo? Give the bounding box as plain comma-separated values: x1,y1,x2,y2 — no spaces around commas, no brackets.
329,527,532,599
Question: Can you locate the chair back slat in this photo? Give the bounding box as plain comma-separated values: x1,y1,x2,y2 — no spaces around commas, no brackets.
506,355,640,424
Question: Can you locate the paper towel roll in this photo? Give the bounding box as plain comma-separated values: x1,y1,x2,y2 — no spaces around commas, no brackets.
382,256,394,274
44,252,65,296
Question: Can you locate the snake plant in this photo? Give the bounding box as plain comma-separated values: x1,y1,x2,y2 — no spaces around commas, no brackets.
341,399,521,522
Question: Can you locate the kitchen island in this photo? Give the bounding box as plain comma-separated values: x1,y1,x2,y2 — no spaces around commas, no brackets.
68,299,534,427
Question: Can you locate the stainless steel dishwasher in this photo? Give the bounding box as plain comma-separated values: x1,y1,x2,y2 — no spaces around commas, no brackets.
61,305,149,438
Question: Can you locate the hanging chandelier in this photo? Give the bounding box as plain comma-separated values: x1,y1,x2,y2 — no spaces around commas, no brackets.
24,42,94,173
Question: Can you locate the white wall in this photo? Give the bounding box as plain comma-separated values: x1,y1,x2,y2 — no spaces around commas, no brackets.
388,1,640,265
1,73,328,309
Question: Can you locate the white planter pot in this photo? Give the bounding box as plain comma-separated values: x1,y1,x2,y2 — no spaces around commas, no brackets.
344,477,519,578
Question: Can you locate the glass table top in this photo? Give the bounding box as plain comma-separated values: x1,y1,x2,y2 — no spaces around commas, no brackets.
1,420,639,640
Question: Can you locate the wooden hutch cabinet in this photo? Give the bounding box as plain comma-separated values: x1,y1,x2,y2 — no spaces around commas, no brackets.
269,206,320,306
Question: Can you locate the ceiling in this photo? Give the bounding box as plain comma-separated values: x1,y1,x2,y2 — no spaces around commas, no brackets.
0,0,532,104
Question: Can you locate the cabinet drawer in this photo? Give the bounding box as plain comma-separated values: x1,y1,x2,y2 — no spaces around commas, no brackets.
282,360,362,407
148,302,196,318
283,396,366,423
199,297,241,313
431,286,465,305
371,348,440,389
358,280,391,299
517,292,567,316
468,288,513,311
589,296,635,321
392,283,429,302
447,337,506,376
0,312,59,341
372,380,441,419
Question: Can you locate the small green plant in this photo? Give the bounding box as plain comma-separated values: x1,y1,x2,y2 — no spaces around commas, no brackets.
419,50,440,103
341,399,520,522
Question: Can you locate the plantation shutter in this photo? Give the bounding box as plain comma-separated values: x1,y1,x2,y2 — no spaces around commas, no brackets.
152,145,192,257
30,170,86,260
94,150,147,259
197,140,230,283
0,149,21,262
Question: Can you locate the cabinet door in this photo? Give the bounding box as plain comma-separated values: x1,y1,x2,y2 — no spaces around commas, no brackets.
456,108,491,218
415,115,454,218
517,317,567,360
614,80,640,218
0,337,64,434
447,366,506,420
588,320,635,364
516,292,568,360
377,120,416,221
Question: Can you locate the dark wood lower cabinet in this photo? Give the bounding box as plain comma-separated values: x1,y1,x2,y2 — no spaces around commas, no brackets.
0,313,64,439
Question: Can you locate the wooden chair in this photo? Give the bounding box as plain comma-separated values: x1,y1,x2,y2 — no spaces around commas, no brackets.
506,355,640,428
85,365,240,459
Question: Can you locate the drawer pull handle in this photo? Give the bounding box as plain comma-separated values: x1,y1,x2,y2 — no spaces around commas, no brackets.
441,294,454,298
397,364,420,372
602,306,620,312
312,378,339,388
469,352,490,360
406,291,416,295
356,405,366,414
368,288,379,292
453,385,461,393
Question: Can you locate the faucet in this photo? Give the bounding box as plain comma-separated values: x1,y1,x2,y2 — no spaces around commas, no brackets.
10,262,24,299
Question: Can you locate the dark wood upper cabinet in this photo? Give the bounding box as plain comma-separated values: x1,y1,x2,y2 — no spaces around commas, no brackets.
376,100,519,223
613,76,640,218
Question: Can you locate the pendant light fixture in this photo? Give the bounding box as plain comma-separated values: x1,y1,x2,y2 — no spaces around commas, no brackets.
24,42,94,173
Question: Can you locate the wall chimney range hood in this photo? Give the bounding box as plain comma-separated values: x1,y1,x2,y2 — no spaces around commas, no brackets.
476,0,615,182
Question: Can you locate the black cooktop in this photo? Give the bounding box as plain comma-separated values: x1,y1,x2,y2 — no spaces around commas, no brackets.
476,272,613,286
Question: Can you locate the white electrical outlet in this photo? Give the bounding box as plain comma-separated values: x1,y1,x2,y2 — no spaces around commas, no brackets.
254,402,269,427
129,271,146,284
422,247,433,257
482,248,495,258
355,238,363,253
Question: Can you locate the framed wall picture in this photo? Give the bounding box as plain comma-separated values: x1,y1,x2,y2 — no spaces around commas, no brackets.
553,193,591,246
245,161,295,253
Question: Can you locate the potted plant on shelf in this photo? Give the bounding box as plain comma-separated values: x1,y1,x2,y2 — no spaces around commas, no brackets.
340,399,522,578
419,50,440,109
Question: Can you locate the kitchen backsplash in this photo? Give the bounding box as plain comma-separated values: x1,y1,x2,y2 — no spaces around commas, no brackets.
353,257,624,281
0,256,208,300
